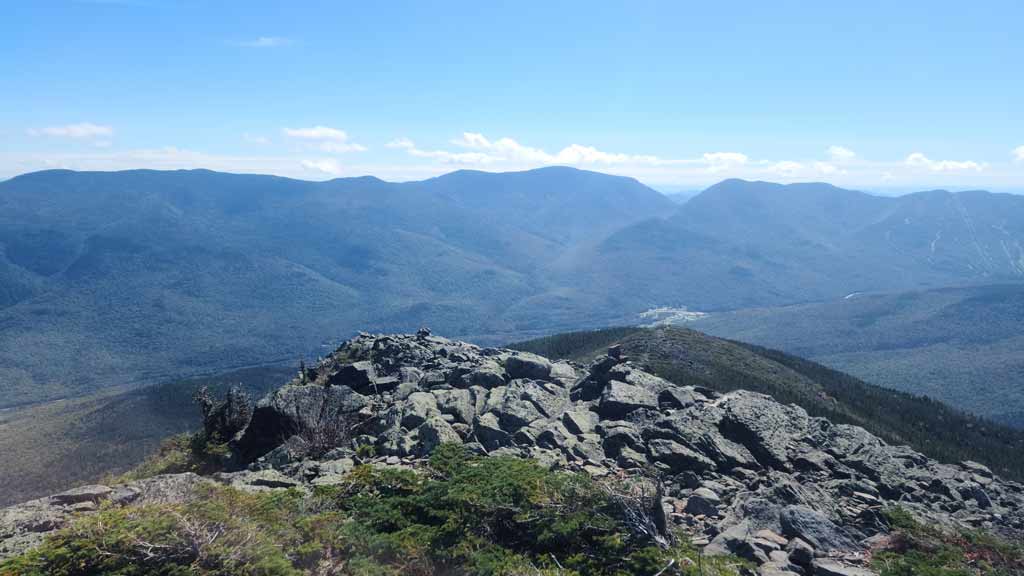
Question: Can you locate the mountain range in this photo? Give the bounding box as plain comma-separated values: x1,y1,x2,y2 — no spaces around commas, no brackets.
3,167,1024,412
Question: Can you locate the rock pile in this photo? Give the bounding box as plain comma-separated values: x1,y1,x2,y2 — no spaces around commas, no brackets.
4,332,1024,574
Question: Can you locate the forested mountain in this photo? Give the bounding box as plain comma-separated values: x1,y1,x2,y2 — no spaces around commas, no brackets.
690,283,1024,426
3,168,1024,412
0,167,672,408
568,180,1024,312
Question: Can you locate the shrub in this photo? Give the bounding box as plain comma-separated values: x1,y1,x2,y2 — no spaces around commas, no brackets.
872,507,1024,576
3,445,750,576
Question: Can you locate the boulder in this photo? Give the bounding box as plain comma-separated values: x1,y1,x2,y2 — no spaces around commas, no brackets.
401,392,439,429
236,384,370,462
417,416,462,455
648,439,715,472
811,559,876,576
785,537,815,567
50,485,113,505
779,505,858,552
433,388,477,425
562,409,599,435
329,361,376,389
474,412,510,451
601,421,643,458
463,363,506,388
549,362,577,382
685,487,721,516
505,353,552,380
598,380,657,418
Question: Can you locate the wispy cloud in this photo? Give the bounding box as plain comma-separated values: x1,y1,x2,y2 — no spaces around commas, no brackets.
392,132,679,167
770,161,804,177
905,152,984,172
235,36,291,48
814,161,840,175
283,126,366,153
300,158,343,176
828,145,856,161
1014,146,1024,163
702,152,749,172
27,122,114,139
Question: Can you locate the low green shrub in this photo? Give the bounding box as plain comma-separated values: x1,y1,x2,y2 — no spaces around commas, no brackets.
106,431,230,484
2,444,749,576
872,507,1024,576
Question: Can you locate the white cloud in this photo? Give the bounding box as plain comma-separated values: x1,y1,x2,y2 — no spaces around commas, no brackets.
28,122,114,139
300,158,343,176
771,161,804,177
243,133,271,145
815,161,839,175
236,36,290,48
702,152,749,173
828,145,856,161
388,136,499,164
284,126,348,141
1014,146,1024,163
905,152,984,172
451,132,551,163
386,137,415,149
283,126,366,153
444,132,665,166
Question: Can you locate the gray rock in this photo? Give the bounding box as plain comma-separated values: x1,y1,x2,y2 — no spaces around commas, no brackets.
260,434,311,469
598,380,657,418
550,362,577,382
463,362,506,388
785,537,815,567
401,392,440,429
474,412,510,451
50,485,113,505
417,416,462,455
685,487,721,516
330,361,376,389
648,439,715,472
216,469,303,491
779,505,857,552
506,353,552,380
562,409,599,435
658,387,701,410
812,559,877,576
600,421,643,458
433,388,476,425
961,460,993,478
236,383,369,462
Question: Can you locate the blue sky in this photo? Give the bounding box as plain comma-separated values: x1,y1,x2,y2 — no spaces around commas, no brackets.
2,0,1022,190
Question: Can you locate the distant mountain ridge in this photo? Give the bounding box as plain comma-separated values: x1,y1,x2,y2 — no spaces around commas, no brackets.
0,167,673,408
3,167,1024,410
570,179,1024,312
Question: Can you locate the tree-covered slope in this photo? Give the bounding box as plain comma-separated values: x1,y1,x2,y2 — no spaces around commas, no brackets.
512,326,1024,480
0,167,673,408
690,283,1024,425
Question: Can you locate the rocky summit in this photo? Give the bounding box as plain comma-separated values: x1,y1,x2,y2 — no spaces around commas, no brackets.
4,332,1024,574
